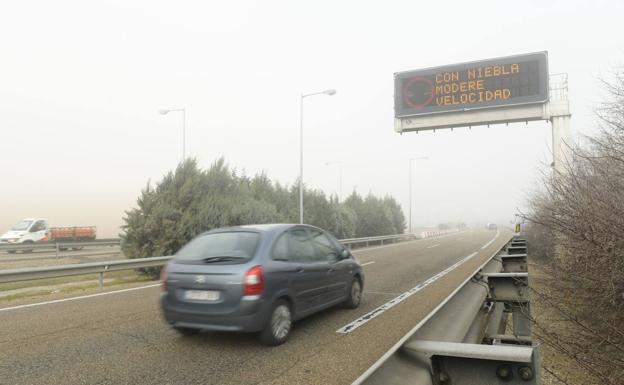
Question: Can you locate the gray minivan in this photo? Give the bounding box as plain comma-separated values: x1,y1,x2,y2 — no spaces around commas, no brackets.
160,224,364,345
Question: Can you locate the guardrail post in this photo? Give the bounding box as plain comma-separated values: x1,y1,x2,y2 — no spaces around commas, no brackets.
98,272,104,289
356,236,540,385
483,256,533,342
56,243,60,259
403,341,541,385
381,239,384,245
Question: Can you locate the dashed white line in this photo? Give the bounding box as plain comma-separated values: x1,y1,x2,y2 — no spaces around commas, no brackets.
480,229,500,249
351,230,467,254
337,231,504,334
364,291,401,296
361,261,376,266
336,251,479,334
426,244,440,249
0,283,161,313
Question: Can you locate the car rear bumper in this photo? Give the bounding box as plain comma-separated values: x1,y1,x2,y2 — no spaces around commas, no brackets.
160,294,268,332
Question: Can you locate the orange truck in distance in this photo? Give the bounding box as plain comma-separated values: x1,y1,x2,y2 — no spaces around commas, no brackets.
47,226,97,242
0,218,97,253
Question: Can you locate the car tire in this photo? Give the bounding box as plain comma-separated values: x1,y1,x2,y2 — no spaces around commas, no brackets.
260,299,292,346
174,326,199,336
343,278,362,309
22,241,34,254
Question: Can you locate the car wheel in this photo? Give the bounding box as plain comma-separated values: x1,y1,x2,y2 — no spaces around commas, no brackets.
174,327,199,336
343,278,362,309
22,241,34,254
260,300,292,346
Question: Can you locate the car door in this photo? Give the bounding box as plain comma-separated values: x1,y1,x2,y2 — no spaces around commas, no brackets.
28,220,48,242
309,228,350,303
272,228,328,316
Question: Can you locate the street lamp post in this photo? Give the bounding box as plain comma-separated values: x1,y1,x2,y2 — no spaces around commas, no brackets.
299,89,336,224
325,161,343,202
409,156,429,234
158,108,186,161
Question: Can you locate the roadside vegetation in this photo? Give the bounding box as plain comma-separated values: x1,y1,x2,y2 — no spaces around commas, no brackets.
121,158,405,276
0,270,151,303
522,70,624,384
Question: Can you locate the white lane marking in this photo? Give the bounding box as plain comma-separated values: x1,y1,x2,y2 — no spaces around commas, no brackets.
480,229,500,249
1,231,502,315
0,283,161,313
364,291,401,296
351,240,419,253
352,230,467,254
426,244,440,249
350,236,511,385
336,251,479,334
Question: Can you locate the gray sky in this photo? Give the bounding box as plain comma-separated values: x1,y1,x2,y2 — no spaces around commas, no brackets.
1,0,622,237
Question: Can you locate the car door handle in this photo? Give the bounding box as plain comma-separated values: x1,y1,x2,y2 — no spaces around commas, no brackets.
327,268,334,273
289,268,304,273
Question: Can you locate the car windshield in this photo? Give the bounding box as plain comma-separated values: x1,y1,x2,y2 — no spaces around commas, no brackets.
175,231,260,263
11,220,32,231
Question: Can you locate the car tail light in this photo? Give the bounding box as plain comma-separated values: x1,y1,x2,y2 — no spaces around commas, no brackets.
160,265,168,292
243,265,264,296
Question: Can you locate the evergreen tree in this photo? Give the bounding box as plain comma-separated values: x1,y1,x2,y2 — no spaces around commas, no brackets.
121,158,406,277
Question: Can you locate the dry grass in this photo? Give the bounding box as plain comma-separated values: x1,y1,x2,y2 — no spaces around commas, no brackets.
0,270,152,303
529,261,623,385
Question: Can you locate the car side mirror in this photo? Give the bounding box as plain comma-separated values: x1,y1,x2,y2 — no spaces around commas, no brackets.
340,249,350,259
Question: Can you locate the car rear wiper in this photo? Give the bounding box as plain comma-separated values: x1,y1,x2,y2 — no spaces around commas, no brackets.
201,256,245,263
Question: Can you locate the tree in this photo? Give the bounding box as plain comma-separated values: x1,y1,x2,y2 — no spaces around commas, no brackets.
121,158,407,277
522,68,624,384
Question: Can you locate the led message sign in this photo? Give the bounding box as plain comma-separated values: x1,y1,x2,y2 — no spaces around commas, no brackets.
395,52,548,118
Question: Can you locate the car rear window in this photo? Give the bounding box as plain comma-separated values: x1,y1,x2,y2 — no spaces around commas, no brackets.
175,231,260,263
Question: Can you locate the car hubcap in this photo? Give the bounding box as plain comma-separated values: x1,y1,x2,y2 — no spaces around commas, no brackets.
271,305,291,339
352,281,361,304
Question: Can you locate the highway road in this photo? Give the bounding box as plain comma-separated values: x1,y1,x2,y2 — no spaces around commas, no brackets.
0,228,511,385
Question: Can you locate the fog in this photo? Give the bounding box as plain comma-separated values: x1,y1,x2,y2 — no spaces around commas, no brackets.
1,0,622,237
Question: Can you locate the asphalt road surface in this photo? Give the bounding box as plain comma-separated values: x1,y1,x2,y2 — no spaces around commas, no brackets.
0,228,511,385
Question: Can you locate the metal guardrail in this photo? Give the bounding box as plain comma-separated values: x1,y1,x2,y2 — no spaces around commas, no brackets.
0,235,403,253
2,230,462,255
339,230,459,247
0,230,467,289
355,235,540,385
339,233,415,248
2,250,123,263
0,256,172,288
0,233,421,260
0,238,121,252
0,233,421,287
3,234,411,252
0,256,171,282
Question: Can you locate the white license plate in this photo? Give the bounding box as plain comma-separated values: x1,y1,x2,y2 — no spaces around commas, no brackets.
184,290,220,301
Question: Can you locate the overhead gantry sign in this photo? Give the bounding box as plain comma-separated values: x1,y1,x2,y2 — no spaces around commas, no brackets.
394,52,551,133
